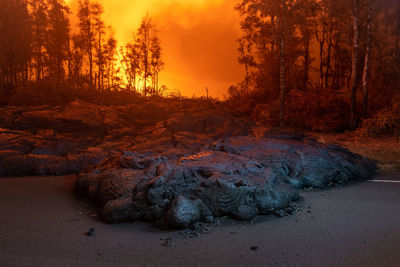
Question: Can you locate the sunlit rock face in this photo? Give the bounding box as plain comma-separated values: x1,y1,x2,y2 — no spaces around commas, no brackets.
76,135,376,229
0,100,376,228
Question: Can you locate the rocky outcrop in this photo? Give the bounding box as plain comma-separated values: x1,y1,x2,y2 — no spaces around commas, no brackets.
0,128,107,176
75,135,376,229
0,100,251,176
0,100,126,136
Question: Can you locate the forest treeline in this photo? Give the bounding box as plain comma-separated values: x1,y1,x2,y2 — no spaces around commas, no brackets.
229,0,399,132
0,0,399,133
0,0,164,105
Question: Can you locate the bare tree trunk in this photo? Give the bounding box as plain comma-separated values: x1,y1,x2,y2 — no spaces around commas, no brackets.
0,72,3,94
325,41,332,89
94,74,97,91
333,31,342,89
362,6,372,116
316,27,326,88
325,22,333,89
144,56,148,95
156,72,159,95
67,37,72,80
133,72,136,92
97,31,101,91
303,34,310,89
245,63,249,93
238,38,250,92
279,0,287,128
89,49,93,87
88,31,93,87
350,0,359,130
116,48,129,89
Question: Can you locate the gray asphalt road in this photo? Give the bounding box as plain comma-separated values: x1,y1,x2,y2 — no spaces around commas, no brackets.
0,173,399,267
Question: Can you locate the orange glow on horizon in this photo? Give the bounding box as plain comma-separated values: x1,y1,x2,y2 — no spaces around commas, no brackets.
66,0,244,98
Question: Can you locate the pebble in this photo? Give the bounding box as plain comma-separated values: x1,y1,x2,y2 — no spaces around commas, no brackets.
85,228,95,237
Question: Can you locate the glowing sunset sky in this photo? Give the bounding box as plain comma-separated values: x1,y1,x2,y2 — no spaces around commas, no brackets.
66,0,244,98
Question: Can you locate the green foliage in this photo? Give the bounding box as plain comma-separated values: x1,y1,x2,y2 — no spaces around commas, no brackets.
0,0,32,94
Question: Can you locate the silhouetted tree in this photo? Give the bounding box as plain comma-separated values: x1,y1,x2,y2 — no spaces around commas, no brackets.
279,0,288,127
69,36,84,89
46,0,70,86
103,34,118,90
150,35,164,95
236,0,301,127
361,2,373,116
0,0,32,95
120,37,141,91
75,0,116,92
237,37,255,92
121,15,164,96
314,0,352,89
76,0,95,87
136,15,152,95
29,0,48,81
350,0,360,130
91,2,105,91
295,0,317,89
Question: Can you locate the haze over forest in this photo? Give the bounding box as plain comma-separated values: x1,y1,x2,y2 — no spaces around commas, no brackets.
0,0,399,131
65,0,243,98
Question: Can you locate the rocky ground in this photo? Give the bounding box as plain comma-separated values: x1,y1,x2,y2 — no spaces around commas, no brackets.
0,99,377,229
0,99,249,176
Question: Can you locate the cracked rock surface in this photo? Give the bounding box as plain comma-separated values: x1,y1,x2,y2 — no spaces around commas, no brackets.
76,136,376,229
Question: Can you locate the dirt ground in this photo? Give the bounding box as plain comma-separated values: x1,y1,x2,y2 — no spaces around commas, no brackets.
312,133,400,172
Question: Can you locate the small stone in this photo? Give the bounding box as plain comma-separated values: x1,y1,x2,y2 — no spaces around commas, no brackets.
274,210,285,217
204,216,215,223
250,246,258,251
161,237,173,247
285,207,294,215
85,228,95,237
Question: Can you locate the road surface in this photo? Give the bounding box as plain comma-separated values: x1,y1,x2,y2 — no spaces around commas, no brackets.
0,173,399,267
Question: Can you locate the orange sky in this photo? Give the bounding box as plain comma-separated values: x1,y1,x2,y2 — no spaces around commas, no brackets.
66,0,244,98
